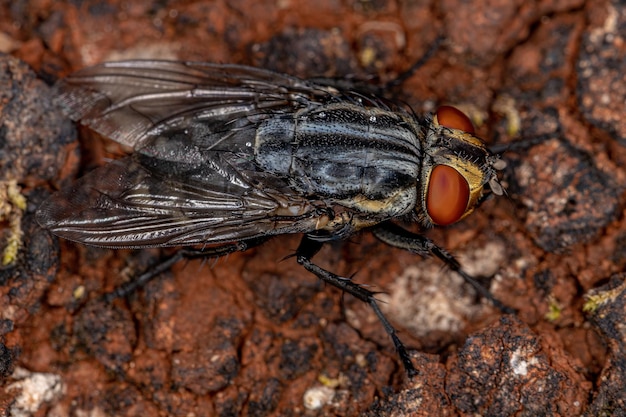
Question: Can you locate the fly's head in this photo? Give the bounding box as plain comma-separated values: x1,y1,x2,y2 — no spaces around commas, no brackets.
420,106,504,227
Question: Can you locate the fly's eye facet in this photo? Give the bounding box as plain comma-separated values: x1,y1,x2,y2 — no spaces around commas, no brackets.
436,105,475,134
426,165,470,226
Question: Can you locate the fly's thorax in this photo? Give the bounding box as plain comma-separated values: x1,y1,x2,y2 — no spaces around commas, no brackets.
419,121,502,227
253,103,422,219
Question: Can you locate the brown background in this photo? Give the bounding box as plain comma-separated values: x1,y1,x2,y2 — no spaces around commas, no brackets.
1,0,625,416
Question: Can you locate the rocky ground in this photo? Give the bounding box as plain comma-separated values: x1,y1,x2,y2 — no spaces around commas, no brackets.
0,0,625,416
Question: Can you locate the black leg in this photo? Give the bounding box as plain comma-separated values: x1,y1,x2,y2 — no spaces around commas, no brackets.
383,35,443,89
295,236,418,377
372,222,515,314
103,236,270,302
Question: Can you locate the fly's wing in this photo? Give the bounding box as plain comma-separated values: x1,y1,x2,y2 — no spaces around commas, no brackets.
38,61,356,248
55,61,397,148
37,157,318,248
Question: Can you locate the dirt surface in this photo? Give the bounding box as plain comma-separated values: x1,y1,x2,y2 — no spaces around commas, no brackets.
1,0,625,416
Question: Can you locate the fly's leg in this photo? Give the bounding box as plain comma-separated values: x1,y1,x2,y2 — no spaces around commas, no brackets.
489,133,555,155
295,235,418,377
372,222,514,314
383,35,443,89
307,36,442,100
103,236,270,302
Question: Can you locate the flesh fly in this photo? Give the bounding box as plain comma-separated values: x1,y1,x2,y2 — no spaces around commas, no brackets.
37,61,505,376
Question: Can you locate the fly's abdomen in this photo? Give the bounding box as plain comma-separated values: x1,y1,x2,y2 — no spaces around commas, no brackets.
254,103,422,212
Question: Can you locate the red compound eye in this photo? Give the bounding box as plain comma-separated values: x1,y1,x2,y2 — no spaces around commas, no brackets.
436,105,475,134
426,165,470,226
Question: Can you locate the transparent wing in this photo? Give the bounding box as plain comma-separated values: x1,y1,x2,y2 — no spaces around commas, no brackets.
55,60,350,149
37,157,320,248
41,61,362,247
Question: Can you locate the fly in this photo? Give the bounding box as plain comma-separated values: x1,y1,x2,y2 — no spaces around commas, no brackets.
36,60,507,377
